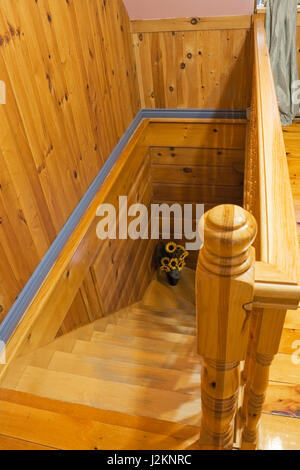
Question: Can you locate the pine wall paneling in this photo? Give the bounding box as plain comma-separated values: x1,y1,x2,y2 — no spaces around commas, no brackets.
148,119,246,268
90,153,155,318
0,4,253,333
58,122,155,336
131,16,252,109
0,0,140,323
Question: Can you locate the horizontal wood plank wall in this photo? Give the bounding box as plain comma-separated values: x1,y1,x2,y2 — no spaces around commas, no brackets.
149,120,246,268
131,16,252,109
0,0,140,324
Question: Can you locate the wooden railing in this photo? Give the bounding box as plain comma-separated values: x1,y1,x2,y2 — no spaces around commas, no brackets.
196,16,300,450
241,15,300,450
245,17,299,282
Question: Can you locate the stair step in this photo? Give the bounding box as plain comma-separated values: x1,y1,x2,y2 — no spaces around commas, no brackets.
90,309,131,331
72,340,200,371
16,367,201,426
2,349,55,390
43,336,77,353
116,318,196,336
0,390,199,450
159,267,196,304
105,324,196,345
127,310,195,328
134,302,195,321
91,331,197,356
48,351,200,394
142,273,195,312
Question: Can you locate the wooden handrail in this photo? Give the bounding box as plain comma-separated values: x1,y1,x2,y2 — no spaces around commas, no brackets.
241,16,300,450
244,16,300,283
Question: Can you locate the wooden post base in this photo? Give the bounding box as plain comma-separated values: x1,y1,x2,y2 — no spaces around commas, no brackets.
241,352,274,448
199,359,240,450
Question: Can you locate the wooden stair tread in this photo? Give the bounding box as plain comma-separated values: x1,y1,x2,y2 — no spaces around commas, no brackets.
72,339,200,371
143,278,195,313
146,268,195,305
15,367,201,426
2,349,55,390
105,323,196,344
0,390,199,450
126,310,195,328
91,331,197,356
87,309,132,334
116,318,196,335
133,302,195,320
48,351,200,394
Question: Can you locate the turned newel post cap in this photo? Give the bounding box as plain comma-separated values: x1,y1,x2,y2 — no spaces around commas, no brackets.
199,204,257,258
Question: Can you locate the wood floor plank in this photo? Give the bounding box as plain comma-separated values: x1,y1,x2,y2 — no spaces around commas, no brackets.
0,396,196,450
0,434,55,450
0,389,199,441
260,413,300,450
270,353,300,385
263,381,300,418
279,328,300,355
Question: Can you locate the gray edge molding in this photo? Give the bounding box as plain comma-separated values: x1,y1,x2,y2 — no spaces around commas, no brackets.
0,108,246,345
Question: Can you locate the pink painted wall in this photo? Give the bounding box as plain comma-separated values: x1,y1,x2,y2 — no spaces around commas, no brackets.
123,0,255,20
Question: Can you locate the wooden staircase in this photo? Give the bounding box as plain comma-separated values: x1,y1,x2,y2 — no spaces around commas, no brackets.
0,268,202,450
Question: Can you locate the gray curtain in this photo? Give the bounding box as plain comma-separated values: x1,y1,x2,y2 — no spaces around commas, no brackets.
265,0,299,125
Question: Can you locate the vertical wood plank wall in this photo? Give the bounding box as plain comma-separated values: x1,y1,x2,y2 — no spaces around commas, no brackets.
131,16,252,109
0,0,140,322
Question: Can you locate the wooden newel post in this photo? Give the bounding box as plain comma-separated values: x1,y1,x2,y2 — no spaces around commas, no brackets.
196,204,257,449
